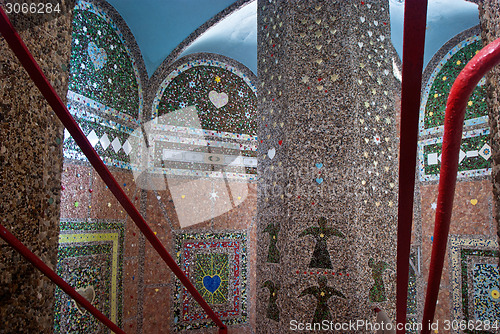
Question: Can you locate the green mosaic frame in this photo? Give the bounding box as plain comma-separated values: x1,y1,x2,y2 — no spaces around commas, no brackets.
54,220,125,333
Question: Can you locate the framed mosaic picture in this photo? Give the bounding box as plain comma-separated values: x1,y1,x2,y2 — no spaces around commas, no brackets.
172,231,248,331
449,236,500,334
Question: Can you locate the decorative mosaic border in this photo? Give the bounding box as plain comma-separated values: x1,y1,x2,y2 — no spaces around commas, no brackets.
54,220,125,333
419,35,485,136
67,90,141,126
418,128,491,181
72,0,144,119
172,231,248,332
63,103,142,171
150,123,258,142
449,236,499,333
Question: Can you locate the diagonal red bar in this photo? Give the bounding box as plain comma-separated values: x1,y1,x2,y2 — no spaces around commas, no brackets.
0,223,126,334
0,8,227,333
421,37,500,334
396,0,428,332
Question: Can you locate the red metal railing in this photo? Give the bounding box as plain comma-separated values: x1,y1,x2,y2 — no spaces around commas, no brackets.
0,7,227,334
421,37,500,334
396,0,428,332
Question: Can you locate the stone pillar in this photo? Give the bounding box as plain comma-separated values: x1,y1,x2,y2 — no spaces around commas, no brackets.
478,0,500,260
256,1,399,332
0,2,74,333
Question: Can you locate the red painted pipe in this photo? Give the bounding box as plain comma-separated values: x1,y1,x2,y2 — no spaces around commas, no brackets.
396,0,428,332
0,8,227,333
421,37,500,334
0,224,126,334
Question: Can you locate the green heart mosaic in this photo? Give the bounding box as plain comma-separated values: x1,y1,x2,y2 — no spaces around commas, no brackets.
69,1,142,120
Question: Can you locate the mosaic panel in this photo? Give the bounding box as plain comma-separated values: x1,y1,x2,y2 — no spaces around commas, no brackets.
420,35,487,136
68,0,142,120
418,128,491,181
147,60,258,181
53,220,125,333
450,236,500,334
153,60,257,132
173,231,248,331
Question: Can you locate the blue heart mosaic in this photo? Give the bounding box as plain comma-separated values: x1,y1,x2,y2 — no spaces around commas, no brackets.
316,178,323,184
203,275,222,294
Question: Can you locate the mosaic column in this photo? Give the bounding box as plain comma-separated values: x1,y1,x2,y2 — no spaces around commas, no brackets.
256,1,399,332
0,2,74,333
478,0,500,261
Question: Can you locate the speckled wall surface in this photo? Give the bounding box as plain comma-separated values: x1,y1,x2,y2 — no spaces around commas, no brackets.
256,1,399,332
0,1,74,333
478,0,500,263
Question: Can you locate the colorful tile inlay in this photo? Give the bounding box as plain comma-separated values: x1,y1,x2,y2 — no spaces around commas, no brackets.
53,220,125,333
418,128,491,181
420,35,487,136
449,236,500,333
173,231,248,331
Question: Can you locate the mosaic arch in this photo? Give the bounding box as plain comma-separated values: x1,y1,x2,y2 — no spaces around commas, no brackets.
63,0,144,170
418,34,491,181
147,56,258,182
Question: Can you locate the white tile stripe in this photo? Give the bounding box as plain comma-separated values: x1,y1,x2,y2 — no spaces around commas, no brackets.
150,123,257,142
149,133,257,152
162,149,257,168
67,90,141,125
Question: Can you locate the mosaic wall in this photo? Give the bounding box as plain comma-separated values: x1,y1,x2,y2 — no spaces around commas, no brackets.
0,2,74,332
449,236,500,333
418,34,491,181
64,0,144,170
54,220,125,333
416,23,499,333
256,1,399,332
172,231,248,331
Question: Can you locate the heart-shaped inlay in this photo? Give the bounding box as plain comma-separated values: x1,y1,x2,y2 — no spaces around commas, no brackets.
316,178,323,184
268,148,276,159
203,275,221,293
316,163,323,169
87,42,107,71
74,285,96,314
470,199,478,206
208,91,228,109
